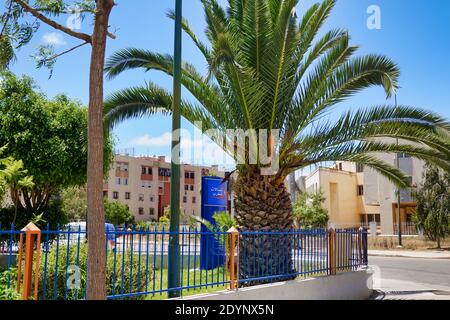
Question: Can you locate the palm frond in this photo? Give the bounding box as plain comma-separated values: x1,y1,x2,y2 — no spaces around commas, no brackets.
103,0,449,183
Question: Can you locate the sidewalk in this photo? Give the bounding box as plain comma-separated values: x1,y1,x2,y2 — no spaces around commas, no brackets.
369,250,450,259
371,278,450,300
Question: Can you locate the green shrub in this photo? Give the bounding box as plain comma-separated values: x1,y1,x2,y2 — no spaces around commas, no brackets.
212,211,236,231
293,191,329,229
37,242,152,300
0,268,19,300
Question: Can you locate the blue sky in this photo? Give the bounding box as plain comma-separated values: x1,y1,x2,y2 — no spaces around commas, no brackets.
10,0,450,171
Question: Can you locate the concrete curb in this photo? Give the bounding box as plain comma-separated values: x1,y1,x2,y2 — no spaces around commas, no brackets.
175,269,373,300
369,251,450,259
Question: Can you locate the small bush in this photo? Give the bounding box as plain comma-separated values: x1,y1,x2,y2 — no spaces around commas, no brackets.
37,242,152,300
0,268,19,300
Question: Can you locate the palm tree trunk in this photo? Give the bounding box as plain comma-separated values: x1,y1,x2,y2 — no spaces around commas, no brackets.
234,168,294,284
13,199,18,225
86,0,114,300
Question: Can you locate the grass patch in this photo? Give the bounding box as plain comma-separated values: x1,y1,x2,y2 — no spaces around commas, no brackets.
144,267,227,300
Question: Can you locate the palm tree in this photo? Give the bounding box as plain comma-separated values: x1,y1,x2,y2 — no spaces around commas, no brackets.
104,0,450,280
0,145,34,224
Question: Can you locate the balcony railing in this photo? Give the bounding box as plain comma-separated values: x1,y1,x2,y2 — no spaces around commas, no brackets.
393,222,418,235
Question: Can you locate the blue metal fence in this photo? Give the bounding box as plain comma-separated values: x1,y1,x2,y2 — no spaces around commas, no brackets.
0,224,368,300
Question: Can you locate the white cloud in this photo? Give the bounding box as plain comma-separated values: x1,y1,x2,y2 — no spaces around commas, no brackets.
129,132,172,147
42,32,67,46
128,131,235,168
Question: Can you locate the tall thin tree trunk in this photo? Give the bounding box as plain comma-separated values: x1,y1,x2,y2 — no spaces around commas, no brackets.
13,199,18,225
86,0,114,300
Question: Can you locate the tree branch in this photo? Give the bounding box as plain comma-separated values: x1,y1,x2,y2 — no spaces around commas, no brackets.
14,0,92,44
0,0,14,38
43,41,89,62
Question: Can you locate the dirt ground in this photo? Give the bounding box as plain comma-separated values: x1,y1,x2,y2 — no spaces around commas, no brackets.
368,236,450,251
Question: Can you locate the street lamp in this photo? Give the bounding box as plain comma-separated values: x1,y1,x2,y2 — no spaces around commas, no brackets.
168,0,182,298
395,94,402,247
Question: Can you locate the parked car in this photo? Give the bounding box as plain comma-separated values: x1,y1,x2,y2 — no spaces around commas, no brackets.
56,222,116,245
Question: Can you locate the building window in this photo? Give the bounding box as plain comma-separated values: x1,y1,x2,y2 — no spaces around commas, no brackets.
139,194,144,202
138,208,144,215
141,181,151,188
103,191,108,198
338,163,343,171
190,185,194,191
142,166,153,175
398,153,411,159
149,208,155,216
368,214,380,224
360,214,366,224
150,196,155,202
356,163,364,173
159,168,170,177
192,197,196,204
375,214,381,224
183,196,187,203
115,177,121,185
357,185,364,196
113,192,119,199
184,185,189,191
116,162,129,171
123,178,128,185
125,192,131,200
406,176,413,187
185,171,195,179
360,214,381,225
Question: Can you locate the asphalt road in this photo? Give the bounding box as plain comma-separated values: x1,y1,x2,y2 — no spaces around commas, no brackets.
369,256,450,287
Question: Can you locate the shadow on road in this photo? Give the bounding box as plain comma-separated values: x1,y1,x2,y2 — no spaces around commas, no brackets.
370,289,450,300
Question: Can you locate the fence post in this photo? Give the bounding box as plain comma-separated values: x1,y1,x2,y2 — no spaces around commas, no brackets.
327,227,336,276
227,227,239,291
357,227,363,265
16,233,24,294
18,222,41,300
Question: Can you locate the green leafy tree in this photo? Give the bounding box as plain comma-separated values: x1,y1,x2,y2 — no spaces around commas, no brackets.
104,200,134,227
3,0,117,299
0,1,38,69
61,187,134,226
0,155,34,224
293,191,329,228
0,145,9,204
104,0,450,280
0,192,68,230
0,72,113,217
61,186,88,222
413,164,450,249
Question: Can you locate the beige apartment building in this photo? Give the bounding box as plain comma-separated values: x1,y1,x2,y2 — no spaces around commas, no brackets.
103,154,224,222
296,152,425,235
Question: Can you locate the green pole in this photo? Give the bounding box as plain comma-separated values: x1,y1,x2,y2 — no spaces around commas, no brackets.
168,0,182,298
